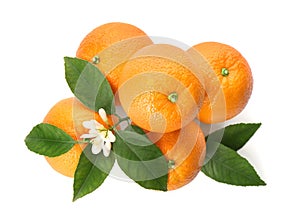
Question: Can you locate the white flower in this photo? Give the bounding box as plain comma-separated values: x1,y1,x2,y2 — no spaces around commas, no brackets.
98,108,108,123
80,109,115,157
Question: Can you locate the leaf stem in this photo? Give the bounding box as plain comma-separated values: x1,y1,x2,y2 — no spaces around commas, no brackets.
111,117,131,131
114,113,126,121
76,140,90,145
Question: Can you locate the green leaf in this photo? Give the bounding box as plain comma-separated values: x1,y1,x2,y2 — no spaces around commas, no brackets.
25,123,76,157
202,142,266,186
113,130,168,191
206,123,262,151
125,124,146,135
64,57,115,114
73,144,115,201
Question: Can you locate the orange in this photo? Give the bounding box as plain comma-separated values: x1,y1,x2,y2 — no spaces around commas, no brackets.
188,42,253,123
43,97,110,177
148,121,206,190
118,44,205,133
76,22,153,93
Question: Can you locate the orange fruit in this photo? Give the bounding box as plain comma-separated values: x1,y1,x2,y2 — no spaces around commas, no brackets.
118,44,205,133
43,97,110,177
148,121,206,190
76,22,153,93
188,42,253,123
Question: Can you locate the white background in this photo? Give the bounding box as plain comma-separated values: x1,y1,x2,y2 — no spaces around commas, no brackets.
1,0,299,215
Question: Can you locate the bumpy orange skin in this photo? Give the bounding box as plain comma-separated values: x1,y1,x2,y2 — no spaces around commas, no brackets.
76,22,152,93
118,44,205,133
188,42,253,123
43,98,109,177
148,121,206,190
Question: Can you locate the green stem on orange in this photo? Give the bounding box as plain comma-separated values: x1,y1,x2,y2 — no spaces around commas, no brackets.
168,160,176,169
92,55,100,64
168,92,178,103
221,67,229,77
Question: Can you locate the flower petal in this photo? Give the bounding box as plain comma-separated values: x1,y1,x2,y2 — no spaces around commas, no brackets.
91,142,102,154
104,140,112,149
100,130,107,137
98,108,108,123
82,120,96,130
94,120,105,130
103,141,111,157
107,130,116,142
89,129,98,135
80,133,97,139
91,135,104,146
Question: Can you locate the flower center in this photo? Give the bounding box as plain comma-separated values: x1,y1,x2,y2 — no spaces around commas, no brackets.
98,128,108,138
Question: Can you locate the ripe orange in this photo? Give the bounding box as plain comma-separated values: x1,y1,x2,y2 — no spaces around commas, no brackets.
76,22,153,93
188,42,253,123
43,97,110,177
148,121,206,190
118,44,205,133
